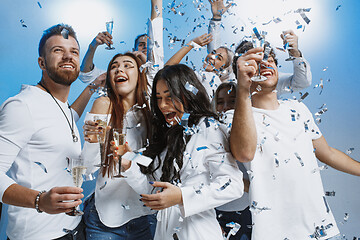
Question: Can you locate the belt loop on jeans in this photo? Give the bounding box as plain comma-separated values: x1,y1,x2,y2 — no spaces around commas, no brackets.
63,228,78,240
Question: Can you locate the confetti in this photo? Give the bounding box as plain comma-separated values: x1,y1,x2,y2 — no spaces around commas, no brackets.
325,191,336,197
122,204,130,210
336,5,341,11
294,152,304,166
253,27,263,40
298,92,309,102
309,223,334,239
194,182,204,194
323,196,330,213
99,181,107,190
20,19,27,28
226,222,241,239
184,82,198,95
34,162,48,173
273,17,282,23
346,148,355,155
299,12,311,24
217,179,232,191
196,146,209,151
37,1,42,8
315,108,327,117
61,28,69,39
274,153,279,167
341,213,349,224
250,201,271,214
262,115,270,127
311,165,328,173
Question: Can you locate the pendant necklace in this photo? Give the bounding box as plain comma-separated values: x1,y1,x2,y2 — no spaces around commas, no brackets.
38,82,78,142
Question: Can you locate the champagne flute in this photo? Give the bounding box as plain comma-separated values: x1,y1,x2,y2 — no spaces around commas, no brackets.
112,127,127,178
105,19,115,50
282,31,295,62
66,156,87,216
251,28,267,82
93,115,109,168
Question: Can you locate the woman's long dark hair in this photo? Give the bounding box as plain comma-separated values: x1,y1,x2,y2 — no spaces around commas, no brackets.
141,64,218,183
102,52,151,177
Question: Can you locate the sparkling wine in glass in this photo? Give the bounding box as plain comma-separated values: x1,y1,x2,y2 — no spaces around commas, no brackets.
251,28,267,82
66,157,87,216
93,115,109,168
113,127,127,178
105,20,115,50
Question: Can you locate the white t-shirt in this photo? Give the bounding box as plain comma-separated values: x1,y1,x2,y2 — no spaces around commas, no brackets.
0,85,82,240
245,99,339,239
123,117,244,240
81,109,153,227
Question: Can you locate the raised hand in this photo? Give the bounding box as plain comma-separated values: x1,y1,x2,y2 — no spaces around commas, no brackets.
280,30,301,58
90,31,113,49
235,47,264,90
209,0,234,19
192,33,213,47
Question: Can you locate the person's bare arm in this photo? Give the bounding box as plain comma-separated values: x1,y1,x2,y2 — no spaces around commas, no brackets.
3,184,83,214
313,136,360,176
71,73,106,118
230,48,263,162
80,32,113,73
165,33,212,66
151,0,162,20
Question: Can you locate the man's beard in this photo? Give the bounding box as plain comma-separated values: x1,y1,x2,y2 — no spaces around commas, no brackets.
45,61,79,86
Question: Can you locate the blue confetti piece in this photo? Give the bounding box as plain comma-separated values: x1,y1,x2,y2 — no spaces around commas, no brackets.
284,42,289,50
37,1,42,8
252,27,262,40
180,112,190,126
217,179,231,191
100,181,107,190
34,162,47,173
336,5,341,11
185,82,198,95
196,146,209,151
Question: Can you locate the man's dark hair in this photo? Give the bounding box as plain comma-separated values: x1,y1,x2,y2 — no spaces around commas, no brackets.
38,23,79,57
134,33,148,50
232,40,278,78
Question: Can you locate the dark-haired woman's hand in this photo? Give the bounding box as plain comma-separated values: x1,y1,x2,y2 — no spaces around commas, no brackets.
140,182,183,210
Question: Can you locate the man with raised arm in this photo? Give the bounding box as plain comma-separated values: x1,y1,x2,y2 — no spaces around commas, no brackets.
230,40,360,239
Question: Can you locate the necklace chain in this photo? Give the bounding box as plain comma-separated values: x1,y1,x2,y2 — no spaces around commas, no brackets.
38,82,78,142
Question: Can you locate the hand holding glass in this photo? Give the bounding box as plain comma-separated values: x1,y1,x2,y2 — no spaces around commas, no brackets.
66,157,87,216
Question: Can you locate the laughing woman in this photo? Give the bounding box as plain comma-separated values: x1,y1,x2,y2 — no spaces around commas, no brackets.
120,64,244,240
81,52,154,239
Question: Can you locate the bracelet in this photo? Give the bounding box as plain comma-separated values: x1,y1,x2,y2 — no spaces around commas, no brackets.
35,190,46,213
